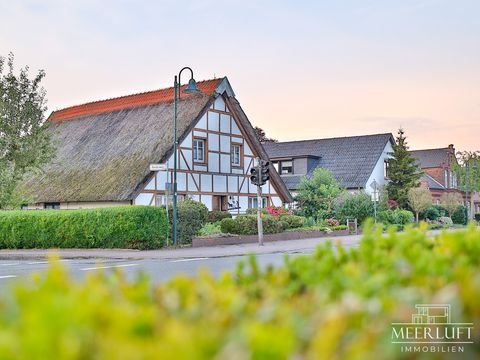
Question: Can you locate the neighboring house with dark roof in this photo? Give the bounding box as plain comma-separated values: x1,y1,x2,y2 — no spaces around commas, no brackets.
410,145,464,204
263,133,394,195
21,77,292,212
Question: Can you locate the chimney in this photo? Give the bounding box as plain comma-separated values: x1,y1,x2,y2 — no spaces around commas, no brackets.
448,144,455,154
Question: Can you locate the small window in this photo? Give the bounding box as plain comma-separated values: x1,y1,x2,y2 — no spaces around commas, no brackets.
272,161,279,172
232,144,242,166
248,196,267,209
193,138,205,163
384,160,389,179
44,202,60,210
280,160,293,174
444,169,448,187
155,195,170,207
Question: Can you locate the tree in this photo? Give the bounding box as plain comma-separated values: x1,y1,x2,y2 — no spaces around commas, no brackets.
254,126,277,143
386,128,422,209
334,191,374,224
295,168,344,220
440,192,463,218
0,53,54,208
452,151,480,219
407,187,432,223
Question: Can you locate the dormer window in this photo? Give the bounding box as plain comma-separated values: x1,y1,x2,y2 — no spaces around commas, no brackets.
280,160,293,174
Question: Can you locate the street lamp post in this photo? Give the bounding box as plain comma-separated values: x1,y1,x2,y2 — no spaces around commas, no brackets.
466,161,470,221
172,67,200,247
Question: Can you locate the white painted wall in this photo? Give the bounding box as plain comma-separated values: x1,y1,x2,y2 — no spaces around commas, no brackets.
364,140,394,195
134,94,286,211
29,201,132,210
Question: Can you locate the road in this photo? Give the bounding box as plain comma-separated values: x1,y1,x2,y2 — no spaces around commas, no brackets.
0,250,314,290
1,229,447,290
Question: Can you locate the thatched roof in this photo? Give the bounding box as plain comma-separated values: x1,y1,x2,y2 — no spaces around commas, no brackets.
21,77,293,203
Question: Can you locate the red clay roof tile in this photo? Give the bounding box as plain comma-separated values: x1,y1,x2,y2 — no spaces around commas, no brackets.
50,78,222,122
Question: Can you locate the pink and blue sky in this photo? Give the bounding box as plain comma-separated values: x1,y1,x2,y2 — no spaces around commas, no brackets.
1,0,478,150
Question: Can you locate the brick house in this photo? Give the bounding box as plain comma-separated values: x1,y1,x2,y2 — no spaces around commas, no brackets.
410,145,465,205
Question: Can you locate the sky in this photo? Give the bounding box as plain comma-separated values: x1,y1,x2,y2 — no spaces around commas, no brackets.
1,0,479,151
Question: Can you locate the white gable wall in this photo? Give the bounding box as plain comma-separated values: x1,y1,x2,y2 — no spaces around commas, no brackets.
134,95,283,212
364,140,394,195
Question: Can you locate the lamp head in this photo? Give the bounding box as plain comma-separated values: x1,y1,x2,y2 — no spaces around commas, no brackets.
184,78,200,94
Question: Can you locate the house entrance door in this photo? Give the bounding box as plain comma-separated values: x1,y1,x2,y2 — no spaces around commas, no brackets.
212,195,228,211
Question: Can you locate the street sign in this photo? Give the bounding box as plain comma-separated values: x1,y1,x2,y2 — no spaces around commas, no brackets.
370,179,378,190
150,163,168,171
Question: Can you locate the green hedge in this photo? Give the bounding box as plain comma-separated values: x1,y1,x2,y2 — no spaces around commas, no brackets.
452,205,467,225
279,214,305,229
207,210,232,223
168,199,208,245
378,209,414,225
0,206,169,249
1,224,480,358
220,215,284,235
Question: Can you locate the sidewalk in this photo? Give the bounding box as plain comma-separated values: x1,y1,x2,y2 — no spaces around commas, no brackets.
0,233,363,261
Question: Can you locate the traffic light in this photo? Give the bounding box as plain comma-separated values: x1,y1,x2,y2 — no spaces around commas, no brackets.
260,160,270,185
250,167,259,186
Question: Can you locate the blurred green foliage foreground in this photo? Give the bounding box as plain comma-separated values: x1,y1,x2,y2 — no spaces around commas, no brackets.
0,223,479,359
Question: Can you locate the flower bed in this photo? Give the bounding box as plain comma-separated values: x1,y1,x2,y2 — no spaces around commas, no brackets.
192,228,349,247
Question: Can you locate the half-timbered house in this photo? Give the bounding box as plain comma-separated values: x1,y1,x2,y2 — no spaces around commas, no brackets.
21,77,293,211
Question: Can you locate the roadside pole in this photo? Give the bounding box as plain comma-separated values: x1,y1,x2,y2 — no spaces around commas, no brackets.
257,181,264,246
250,157,269,246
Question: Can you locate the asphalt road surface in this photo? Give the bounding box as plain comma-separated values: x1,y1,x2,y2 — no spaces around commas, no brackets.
0,251,313,290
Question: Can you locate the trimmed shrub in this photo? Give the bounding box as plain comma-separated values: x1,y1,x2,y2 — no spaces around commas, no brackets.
220,215,284,235
169,199,208,245
452,205,467,225
395,209,415,225
262,215,285,234
421,206,440,221
207,210,232,223
334,192,374,223
219,218,237,234
220,216,257,235
432,205,448,217
0,206,169,249
379,209,414,225
279,214,305,229
438,216,453,227
234,215,258,235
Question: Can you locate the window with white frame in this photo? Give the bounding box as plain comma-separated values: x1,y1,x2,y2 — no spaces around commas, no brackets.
193,138,205,163
232,144,241,166
280,160,293,174
155,195,170,207
444,169,448,187
248,196,267,209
